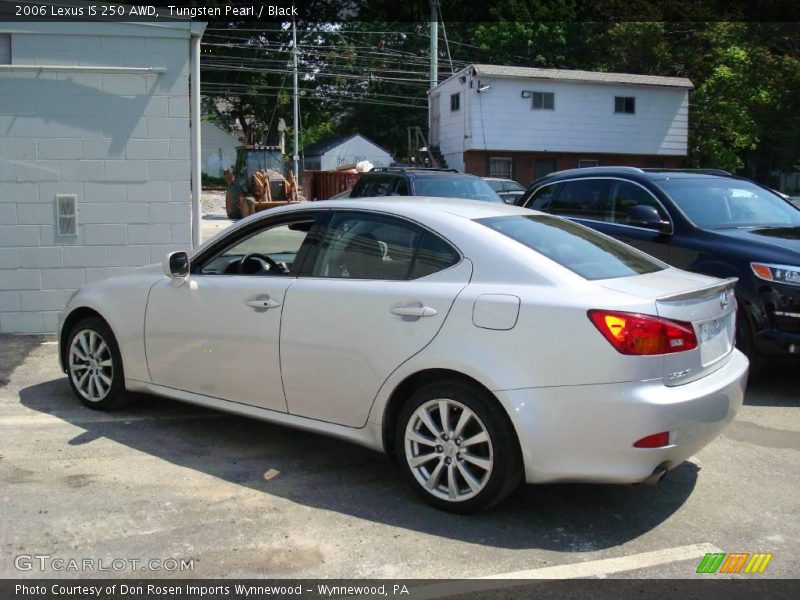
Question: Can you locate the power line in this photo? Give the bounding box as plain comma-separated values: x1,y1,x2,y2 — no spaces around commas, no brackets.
201,88,426,110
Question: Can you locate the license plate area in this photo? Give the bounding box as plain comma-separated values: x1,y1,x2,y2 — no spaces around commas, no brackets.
697,311,735,367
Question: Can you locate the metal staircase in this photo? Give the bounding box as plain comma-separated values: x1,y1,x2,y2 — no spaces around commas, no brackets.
407,126,448,169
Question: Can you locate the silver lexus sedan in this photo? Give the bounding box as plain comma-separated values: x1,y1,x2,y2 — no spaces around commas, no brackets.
59,198,748,512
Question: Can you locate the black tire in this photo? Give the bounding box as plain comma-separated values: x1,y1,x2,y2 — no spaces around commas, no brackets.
736,309,763,377
65,317,129,410
394,380,523,513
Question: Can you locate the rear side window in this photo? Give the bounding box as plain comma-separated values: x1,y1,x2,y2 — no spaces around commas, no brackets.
476,214,663,280
394,178,409,195
312,212,459,280
351,175,397,197
410,232,460,279
548,179,610,220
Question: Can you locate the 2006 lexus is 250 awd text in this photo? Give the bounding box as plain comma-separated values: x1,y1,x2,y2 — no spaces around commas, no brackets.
59,198,748,512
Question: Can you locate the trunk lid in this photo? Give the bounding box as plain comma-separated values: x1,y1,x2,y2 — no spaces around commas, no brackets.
596,269,738,385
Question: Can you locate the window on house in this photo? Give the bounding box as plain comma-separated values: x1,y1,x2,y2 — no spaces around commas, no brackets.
489,157,513,179
531,92,555,110
615,96,636,114
0,34,10,65
450,93,460,112
578,159,599,168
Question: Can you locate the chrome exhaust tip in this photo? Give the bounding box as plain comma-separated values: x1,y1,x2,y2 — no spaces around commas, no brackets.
641,465,668,485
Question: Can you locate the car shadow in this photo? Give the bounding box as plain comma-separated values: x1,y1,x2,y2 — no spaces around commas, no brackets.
19,378,699,552
744,363,799,407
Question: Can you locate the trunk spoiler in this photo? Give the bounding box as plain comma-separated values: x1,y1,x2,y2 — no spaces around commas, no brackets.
656,277,738,303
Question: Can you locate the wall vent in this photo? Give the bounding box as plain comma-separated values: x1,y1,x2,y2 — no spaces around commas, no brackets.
56,194,78,236
0,34,10,65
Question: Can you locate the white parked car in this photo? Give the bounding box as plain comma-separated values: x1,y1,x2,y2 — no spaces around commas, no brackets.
59,198,748,512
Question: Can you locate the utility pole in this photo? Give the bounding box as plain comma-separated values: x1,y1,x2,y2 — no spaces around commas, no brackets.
429,0,438,90
292,18,300,180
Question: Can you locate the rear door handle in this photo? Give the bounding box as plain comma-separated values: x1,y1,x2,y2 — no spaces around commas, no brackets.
390,304,438,318
245,297,281,310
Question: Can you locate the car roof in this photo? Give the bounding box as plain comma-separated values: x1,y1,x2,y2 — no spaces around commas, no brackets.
366,168,479,179
535,166,740,185
312,196,530,220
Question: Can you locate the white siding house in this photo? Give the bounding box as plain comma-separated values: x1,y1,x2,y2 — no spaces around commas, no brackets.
0,21,205,333
303,133,394,171
430,64,693,182
201,120,239,179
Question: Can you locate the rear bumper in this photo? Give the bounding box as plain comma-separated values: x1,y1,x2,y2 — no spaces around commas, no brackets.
496,349,749,484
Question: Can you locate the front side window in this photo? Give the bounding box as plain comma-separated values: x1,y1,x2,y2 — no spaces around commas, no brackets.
525,183,563,210
198,218,316,276
656,178,800,229
532,91,555,110
547,179,610,220
312,212,458,280
477,214,664,280
615,96,636,114
609,181,669,225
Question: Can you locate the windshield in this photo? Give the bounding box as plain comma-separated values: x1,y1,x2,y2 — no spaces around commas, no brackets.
477,214,664,280
656,178,800,229
415,176,503,203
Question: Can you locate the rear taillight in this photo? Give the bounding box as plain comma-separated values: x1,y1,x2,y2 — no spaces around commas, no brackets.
588,310,698,355
633,432,671,448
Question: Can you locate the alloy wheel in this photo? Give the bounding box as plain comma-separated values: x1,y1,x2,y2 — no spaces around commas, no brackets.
68,329,114,403
404,398,494,502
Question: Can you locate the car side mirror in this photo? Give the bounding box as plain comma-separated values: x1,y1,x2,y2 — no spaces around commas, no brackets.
627,205,672,234
164,251,189,279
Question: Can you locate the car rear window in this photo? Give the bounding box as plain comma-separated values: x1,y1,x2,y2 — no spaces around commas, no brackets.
476,214,664,280
414,176,503,203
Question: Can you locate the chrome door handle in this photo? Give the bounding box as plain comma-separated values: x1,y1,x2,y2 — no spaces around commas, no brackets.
390,304,438,318
244,297,281,310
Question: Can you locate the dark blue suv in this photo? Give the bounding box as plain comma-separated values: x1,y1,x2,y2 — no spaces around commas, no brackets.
519,167,800,369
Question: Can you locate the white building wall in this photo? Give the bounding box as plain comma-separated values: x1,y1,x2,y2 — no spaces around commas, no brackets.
430,77,466,172
201,121,239,178
0,22,195,333
465,77,688,155
318,135,393,170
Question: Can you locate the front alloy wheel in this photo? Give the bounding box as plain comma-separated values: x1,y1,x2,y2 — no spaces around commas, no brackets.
69,329,114,403
66,317,128,410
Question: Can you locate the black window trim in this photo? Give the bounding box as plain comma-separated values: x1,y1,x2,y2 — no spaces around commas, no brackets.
526,177,674,235
450,92,460,112
188,209,332,276
614,96,636,114
300,208,465,282
531,90,555,110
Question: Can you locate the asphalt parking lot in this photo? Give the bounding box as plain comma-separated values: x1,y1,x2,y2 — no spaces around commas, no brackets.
1,335,798,580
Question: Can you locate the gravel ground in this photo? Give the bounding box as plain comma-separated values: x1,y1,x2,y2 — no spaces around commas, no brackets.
202,190,227,216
